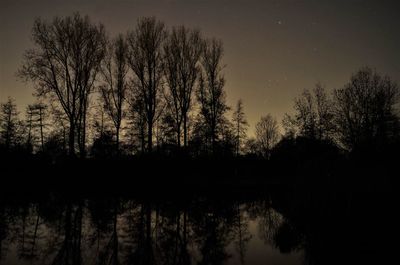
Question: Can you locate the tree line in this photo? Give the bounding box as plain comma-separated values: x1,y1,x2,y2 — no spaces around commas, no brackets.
1,13,399,160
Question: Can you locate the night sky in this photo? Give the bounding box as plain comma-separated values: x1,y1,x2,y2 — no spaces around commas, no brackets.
1,0,399,135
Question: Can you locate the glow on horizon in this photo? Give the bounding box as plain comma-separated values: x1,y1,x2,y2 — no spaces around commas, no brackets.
1,0,399,136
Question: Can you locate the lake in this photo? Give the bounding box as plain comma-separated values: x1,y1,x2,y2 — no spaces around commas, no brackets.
0,187,395,265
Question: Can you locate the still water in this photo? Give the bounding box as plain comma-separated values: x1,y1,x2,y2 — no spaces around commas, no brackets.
0,190,392,265
0,194,305,265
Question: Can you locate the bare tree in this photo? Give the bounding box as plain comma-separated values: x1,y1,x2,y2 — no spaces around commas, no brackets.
243,137,259,156
99,34,129,153
127,91,148,153
91,103,111,140
334,67,399,150
232,99,248,156
164,26,203,147
18,13,106,157
196,38,229,153
314,84,335,140
295,89,316,138
127,17,166,152
283,83,335,141
155,108,177,147
51,106,69,152
256,114,279,158
25,103,47,152
25,106,34,150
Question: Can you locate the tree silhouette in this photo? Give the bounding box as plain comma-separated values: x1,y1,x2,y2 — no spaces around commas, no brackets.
127,89,148,153
49,106,68,152
0,97,21,151
18,13,106,157
334,66,399,150
256,114,279,159
196,38,229,154
243,137,259,156
164,26,203,148
127,17,166,153
25,103,47,152
283,83,335,141
90,131,118,158
232,99,248,156
99,34,129,154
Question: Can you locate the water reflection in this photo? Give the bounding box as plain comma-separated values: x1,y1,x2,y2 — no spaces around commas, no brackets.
0,190,393,265
0,195,304,265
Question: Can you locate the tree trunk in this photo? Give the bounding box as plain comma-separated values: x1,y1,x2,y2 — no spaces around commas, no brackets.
147,122,153,152
141,128,145,153
39,108,44,152
236,122,240,156
183,114,188,147
62,127,66,152
211,124,216,154
116,126,120,155
177,125,181,147
5,111,11,150
68,121,75,157
27,111,32,147
80,101,87,158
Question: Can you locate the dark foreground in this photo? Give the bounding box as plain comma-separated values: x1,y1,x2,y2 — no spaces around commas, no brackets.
1,150,398,265
1,165,397,265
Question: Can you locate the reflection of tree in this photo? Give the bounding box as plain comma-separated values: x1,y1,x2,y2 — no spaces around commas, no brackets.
233,204,252,265
191,201,235,265
87,198,121,265
255,199,305,254
51,203,83,265
246,199,283,246
0,204,10,260
247,198,307,257
17,205,42,260
156,205,191,265
121,202,155,265
1,197,265,265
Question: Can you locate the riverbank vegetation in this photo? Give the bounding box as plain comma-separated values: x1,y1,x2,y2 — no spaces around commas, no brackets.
1,13,399,191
